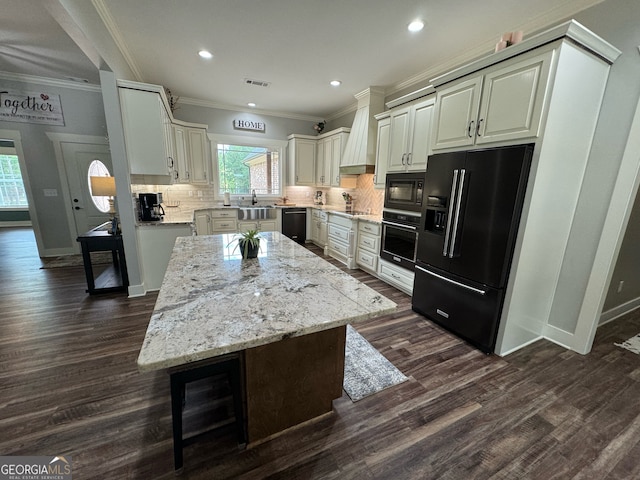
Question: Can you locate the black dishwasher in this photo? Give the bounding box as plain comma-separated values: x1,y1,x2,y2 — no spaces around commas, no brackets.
281,208,307,244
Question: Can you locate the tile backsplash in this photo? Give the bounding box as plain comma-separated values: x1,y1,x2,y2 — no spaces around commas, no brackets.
131,174,384,214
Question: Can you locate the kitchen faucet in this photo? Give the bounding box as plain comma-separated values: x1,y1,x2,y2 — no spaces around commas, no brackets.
251,189,258,205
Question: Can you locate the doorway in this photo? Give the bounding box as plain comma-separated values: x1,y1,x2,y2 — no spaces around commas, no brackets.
62,142,114,236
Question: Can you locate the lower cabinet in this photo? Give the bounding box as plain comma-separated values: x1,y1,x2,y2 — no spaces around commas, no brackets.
137,224,193,291
195,208,238,234
356,220,380,273
238,219,278,233
327,214,357,269
309,209,329,251
378,259,415,295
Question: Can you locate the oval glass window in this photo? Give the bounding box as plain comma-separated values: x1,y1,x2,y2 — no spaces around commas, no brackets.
87,160,112,213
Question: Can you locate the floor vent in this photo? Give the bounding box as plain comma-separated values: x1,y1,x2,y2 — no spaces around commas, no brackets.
244,78,270,87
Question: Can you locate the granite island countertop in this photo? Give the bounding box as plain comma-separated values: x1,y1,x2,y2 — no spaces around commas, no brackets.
137,231,396,372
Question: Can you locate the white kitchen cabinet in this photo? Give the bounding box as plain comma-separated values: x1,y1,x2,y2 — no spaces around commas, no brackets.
194,209,212,235
328,130,349,186
287,135,316,186
327,213,357,269
387,97,434,173
137,224,193,291
186,127,209,184
173,124,210,184
309,208,329,250
119,87,174,177
356,220,381,273
315,137,331,187
378,259,414,295
373,114,391,189
238,219,278,233
210,209,238,233
431,51,552,151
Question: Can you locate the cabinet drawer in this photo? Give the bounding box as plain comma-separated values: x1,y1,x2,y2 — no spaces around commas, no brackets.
356,249,378,271
328,223,350,242
328,237,349,257
211,209,237,218
212,219,237,231
329,214,353,229
379,260,415,294
358,221,381,236
312,209,328,222
357,233,379,253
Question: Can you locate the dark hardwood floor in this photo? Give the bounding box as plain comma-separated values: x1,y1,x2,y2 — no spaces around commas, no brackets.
2,226,640,479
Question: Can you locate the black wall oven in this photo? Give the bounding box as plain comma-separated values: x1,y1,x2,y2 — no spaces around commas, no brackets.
380,210,421,270
384,172,425,212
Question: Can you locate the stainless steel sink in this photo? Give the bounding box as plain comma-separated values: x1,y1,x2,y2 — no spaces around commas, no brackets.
237,207,277,220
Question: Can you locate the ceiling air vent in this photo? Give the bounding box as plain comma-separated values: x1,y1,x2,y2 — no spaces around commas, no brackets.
244,78,270,88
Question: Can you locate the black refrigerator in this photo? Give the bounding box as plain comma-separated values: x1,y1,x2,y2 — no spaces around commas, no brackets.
412,144,533,353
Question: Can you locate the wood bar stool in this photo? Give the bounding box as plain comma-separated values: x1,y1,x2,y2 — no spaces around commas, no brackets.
169,353,246,474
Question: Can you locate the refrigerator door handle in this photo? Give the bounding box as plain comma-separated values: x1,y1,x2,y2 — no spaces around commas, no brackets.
416,265,487,296
449,168,466,258
442,169,459,256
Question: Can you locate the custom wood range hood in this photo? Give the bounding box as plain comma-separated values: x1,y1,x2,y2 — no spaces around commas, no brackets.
339,87,385,175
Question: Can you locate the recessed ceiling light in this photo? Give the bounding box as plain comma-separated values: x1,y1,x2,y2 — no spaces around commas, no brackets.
330,80,342,87
408,20,424,33
247,102,256,107
198,50,213,59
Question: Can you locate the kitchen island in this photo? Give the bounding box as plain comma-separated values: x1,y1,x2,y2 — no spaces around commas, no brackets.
137,232,396,459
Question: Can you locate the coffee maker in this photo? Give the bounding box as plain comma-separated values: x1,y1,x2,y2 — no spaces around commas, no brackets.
314,191,323,205
138,193,164,221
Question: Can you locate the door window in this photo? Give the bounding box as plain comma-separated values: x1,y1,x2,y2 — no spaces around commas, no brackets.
87,160,111,213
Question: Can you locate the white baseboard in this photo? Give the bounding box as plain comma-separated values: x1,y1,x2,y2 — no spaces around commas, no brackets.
127,283,147,298
599,297,640,326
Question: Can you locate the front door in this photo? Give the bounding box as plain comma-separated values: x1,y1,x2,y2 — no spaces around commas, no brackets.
62,142,113,237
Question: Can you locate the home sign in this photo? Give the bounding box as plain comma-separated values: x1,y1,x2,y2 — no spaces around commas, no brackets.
234,119,265,132
0,88,65,126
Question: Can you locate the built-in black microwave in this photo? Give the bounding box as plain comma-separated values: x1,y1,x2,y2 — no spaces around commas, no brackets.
384,172,425,212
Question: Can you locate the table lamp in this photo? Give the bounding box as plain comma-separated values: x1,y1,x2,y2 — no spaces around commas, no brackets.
90,176,117,215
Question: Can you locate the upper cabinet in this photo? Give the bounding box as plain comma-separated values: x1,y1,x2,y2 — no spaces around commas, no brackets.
118,81,211,184
387,97,434,173
431,51,552,151
373,114,391,189
287,135,316,186
173,124,210,184
119,87,174,177
288,128,349,187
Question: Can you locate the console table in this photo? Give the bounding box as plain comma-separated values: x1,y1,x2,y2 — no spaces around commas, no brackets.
77,224,128,295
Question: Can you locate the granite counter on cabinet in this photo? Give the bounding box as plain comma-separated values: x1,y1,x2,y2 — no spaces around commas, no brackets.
137,231,395,371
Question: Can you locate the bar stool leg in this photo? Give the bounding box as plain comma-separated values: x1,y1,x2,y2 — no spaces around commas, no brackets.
170,373,184,474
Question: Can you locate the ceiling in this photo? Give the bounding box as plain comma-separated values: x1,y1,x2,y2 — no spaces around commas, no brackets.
0,0,603,119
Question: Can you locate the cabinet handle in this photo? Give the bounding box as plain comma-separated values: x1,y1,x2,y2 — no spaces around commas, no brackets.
401,153,406,165
373,175,376,184
467,121,475,138
407,153,412,165
168,156,174,168
476,118,484,137
174,171,179,180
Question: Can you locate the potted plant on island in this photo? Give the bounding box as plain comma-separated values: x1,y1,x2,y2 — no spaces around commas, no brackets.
232,229,262,259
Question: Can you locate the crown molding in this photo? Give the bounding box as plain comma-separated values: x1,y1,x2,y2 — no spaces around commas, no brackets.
92,0,145,82
378,0,607,103
0,71,101,92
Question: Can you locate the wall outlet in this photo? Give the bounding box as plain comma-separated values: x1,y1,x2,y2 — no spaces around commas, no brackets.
188,191,193,197
197,190,203,197
618,280,624,293
43,188,58,197
305,191,310,197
